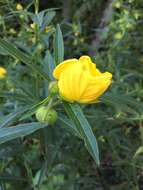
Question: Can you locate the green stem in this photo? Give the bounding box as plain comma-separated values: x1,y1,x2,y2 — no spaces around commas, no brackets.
132,163,139,190
34,0,40,98
96,167,110,190
46,97,54,109
35,0,39,14
52,99,61,107
139,122,143,144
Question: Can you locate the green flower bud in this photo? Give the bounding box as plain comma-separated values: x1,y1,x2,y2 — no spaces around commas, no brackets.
37,43,44,52
19,14,25,19
114,32,123,40
48,81,59,95
35,106,58,125
114,2,121,8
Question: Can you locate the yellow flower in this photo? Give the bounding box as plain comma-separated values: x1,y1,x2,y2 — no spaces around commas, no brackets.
0,67,7,79
16,3,23,11
53,56,112,103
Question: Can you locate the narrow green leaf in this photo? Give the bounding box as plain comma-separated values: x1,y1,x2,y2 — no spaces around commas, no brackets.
0,176,27,182
54,24,64,65
44,50,55,80
37,161,48,187
0,122,47,144
63,102,100,166
0,38,50,81
58,114,82,138
101,93,143,114
43,11,56,26
133,146,143,161
0,107,29,128
19,96,50,121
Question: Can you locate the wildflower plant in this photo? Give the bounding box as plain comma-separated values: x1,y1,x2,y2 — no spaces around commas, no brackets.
0,1,108,166
0,0,143,189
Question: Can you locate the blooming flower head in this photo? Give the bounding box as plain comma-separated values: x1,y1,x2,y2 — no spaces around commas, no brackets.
53,56,112,103
0,67,7,79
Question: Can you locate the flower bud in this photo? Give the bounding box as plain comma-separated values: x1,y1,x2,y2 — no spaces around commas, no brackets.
48,81,59,95
19,14,25,20
114,32,123,40
37,43,44,52
36,106,57,125
30,23,37,29
16,3,23,11
9,28,16,34
114,2,121,8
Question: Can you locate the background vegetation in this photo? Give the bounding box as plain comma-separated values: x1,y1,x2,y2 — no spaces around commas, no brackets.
0,0,143,189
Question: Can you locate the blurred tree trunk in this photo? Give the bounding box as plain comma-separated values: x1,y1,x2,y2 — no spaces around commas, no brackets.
62,0,72,21
90,0,113,56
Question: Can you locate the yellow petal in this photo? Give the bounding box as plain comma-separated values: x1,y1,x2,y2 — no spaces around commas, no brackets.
80,72,112,103
79,56,92,65
53,59,78,80
79,55,99,76
58,63,89,101
58,73,72,101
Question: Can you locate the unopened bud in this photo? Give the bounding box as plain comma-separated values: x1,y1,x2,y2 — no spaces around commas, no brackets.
37,43,44,52
36,106,57,125
48,81,59,95
30,23,37,29
114,32,123,40
19,14,25,19
114,2,121,8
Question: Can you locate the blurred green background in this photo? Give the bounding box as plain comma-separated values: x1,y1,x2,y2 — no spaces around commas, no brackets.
0,0,143,189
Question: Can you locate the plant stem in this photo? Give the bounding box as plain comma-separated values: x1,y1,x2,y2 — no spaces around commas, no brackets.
34,0,40,98
96,167,110,190
139,122,143,144
46,97,54,109
35,0,39,14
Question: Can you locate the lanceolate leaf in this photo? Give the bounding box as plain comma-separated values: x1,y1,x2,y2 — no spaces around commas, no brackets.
44,50,55,80
0,122,47,144
101,93,143,114
54,24,64,65
58,114,82,138
0,38,50,81
0,107,29,128
63,102,100,166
